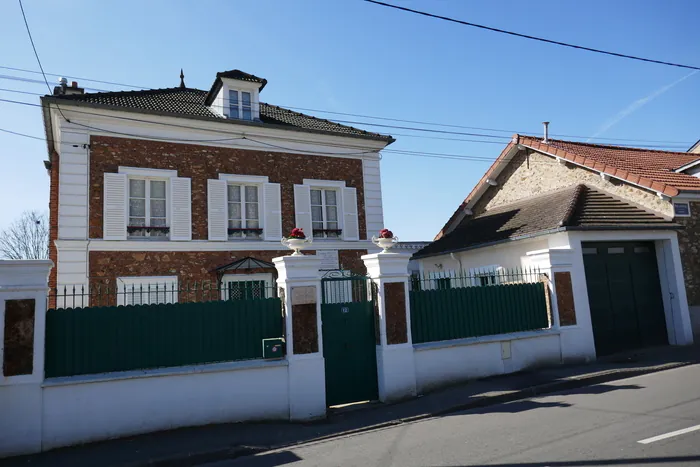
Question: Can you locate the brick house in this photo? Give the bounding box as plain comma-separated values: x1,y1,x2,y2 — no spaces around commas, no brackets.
414,131,697,359
40,70,394,305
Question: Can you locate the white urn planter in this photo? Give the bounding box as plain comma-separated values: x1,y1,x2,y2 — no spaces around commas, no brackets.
281,237,312,256
372,235,398,253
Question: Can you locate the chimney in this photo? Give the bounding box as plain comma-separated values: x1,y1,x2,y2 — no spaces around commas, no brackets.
52,77,84,96
542,121,550,143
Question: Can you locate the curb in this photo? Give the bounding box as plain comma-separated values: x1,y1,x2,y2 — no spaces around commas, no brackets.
133,361,693,466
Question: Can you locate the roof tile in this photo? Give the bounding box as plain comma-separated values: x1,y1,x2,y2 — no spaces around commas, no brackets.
44,87,393,142
417,185,679,259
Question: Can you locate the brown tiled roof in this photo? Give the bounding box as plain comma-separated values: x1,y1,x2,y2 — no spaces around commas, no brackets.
44,88,394,142
519,136,700,196
435,135,700,240
416,184,679,259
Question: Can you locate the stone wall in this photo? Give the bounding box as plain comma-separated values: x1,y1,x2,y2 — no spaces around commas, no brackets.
473,150,673,217
676,202,700,307
88,136,367,241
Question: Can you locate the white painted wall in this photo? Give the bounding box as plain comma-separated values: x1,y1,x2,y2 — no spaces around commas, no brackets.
418,237,549,275
41,361,289,450
413,331,561,393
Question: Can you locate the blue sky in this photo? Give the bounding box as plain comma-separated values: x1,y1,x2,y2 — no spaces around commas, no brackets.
1,0,698,240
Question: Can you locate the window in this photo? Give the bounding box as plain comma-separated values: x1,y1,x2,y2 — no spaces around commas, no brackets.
221,274,273,300
311,188,340,238
674,202,691,217
117,276,178,306
228,90,252,121
128,178,168,238
470,265,502,286
436,278,451,290
476,273,498,286
228,184,261,239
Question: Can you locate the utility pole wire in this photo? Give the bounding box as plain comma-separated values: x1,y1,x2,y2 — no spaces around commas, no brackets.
364,0,700,71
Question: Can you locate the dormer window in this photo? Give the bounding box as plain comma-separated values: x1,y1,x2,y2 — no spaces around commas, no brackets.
229,90,252,120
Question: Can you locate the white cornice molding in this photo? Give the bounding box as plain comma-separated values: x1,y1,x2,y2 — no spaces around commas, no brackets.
56,239,376,252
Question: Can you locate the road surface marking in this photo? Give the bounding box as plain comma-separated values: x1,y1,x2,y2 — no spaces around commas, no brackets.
638,424,700,444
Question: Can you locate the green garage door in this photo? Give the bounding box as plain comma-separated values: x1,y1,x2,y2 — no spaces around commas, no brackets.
582,242,668,357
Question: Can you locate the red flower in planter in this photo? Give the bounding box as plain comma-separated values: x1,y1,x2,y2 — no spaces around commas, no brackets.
379,229,394,239
289,228,306,239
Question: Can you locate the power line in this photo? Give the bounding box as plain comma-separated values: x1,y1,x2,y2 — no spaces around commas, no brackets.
1,73,692,146
0,65,146,89
364,0,700,71
1,96,689,153
0,127,45,141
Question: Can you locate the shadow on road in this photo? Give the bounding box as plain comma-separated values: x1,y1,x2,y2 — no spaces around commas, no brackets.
555,383,644,396
226,450,301,466
438,455,700,466
460,400,572,414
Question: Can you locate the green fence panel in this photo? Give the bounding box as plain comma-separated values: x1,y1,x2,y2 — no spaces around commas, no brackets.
410,282,549,344
45,298,283,378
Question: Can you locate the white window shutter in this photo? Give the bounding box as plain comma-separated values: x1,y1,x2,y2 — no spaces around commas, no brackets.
263,182,282,241
342,186,359,241
169,177,192,241
103,173,127,240
207,179,228,241
293,184,312,236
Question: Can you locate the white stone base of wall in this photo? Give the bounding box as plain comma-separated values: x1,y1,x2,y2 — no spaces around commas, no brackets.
413,330,561,394
2,360,289,456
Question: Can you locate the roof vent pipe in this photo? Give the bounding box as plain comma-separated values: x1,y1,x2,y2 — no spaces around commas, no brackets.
542,121,550,143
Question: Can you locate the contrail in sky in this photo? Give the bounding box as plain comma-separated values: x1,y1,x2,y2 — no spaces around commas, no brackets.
587,70,698,142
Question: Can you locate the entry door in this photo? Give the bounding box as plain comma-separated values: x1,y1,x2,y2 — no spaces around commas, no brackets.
321,276,378,406
582,242,668,356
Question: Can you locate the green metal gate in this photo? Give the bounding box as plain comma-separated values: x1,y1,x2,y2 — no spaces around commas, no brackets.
582,241,668,356
321,272,379,406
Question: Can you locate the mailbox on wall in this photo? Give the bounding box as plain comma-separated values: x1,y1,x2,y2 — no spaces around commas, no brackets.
262,338,285,359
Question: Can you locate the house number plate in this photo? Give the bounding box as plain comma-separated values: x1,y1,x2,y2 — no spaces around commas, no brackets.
341,307,350,314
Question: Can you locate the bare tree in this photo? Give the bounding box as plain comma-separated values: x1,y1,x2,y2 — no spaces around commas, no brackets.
0,210,49,260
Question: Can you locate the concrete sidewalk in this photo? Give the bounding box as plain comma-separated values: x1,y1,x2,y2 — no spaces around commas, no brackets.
3,345,698,467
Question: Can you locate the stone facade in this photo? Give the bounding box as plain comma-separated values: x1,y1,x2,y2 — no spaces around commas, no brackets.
3,299,35,377
87,249,367,302
554,271,577,326
676,202,700,307
48,151,59,293
473,150,673,217
384,282,408,345
88,135,368,241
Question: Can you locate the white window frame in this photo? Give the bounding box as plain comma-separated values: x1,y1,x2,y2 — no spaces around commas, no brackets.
673,201,692,218
219,174,269,240
304,179,346,240
117,276,178,306
119,167,177,240
220,273,274,301
126,176,169,239
228,89,253,121
469,265,504,287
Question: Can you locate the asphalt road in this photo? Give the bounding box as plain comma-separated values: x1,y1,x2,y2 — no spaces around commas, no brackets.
207,363,700,467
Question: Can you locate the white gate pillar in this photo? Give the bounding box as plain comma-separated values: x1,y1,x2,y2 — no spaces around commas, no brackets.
362,252,417,402
0,259,53,456
273,255,326,421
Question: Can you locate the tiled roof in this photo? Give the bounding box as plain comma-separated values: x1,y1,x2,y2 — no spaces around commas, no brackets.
215,69,267,90
416,184,679,259
44,88,394,142
435,135,700,240
520,136,700,196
